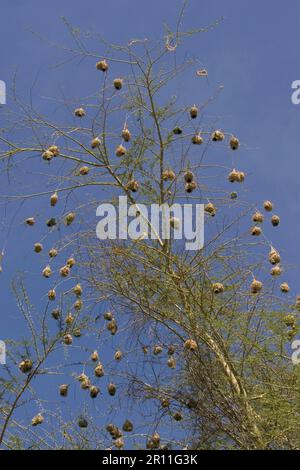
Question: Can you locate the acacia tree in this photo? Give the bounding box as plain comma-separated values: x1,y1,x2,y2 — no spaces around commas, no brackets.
0,12,300,450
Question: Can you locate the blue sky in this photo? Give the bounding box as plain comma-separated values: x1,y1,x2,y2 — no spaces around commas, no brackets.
1,0,300,447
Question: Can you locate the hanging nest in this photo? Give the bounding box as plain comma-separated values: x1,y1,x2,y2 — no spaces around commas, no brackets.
126,179,139,192
63,334,73,345
153,345,163,355
19,359,33,373
96,60,108,72
94,362,104,377
271,215,280,227
50,191,58,207
65,212,76,226
66,257,76,268
46,218,56,227
115,438,124,449
65,312,74,325
252,211,264,223
107,319,118,335
42,150,54,161
31,414,44,427
189,105,198,119
205,203,217,217
74,108,86,117
78,373,89,383
269,247,281,265
161,398,170,408
212,130,225,141
184,339,198,351
173,412,183,421
168,345,176,355
116,144,126,157
162,169,176,181
230,191,238,199
212,282,224,294
184,170,194,183
42,266,52,278
73,284,83,297
228,169,245,183
78,417,88,428
34,243,43,253
104,311,113,321
271,265,282,277
91,137,101,149
48,249,57,259
185,181,197,193
60,265,70,277
48,289,56,301
122,127,131,142
251,226,262,236
192,133,203,145
280,282,290,293
113,78,123,90
79,166,90,176
122,420,133,432
230,136,239,150
74,299,83,311
26,217,35,226
90,350,99,362
51,308,60,320
108,383,117,396
114,350,123,361
147,432,160,450
90,385,100,398
74,328,82,338
250,279,263,294
173,126,182,135
167,357,176,369
106,423,122,439
263,200,273,212
46,146,59,158
59,384,69,397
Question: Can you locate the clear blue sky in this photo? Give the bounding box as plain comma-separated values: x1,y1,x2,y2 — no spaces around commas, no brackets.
1,0,300,446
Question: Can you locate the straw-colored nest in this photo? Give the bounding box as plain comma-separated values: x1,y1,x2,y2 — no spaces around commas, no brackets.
113,78,123,90
91,137,101,148
213,282,224,294
59,384,69,397
50,191,58,207
115,144,126,157
185,181,197,193
122,127,131,142
212,130,225,141
96,60,108,72
63,334,73,345
74,107,86,117
31,414,44,426
192,133,203,145
184,339,198,351
250,279,263,294
280,282,290,293
34,243,43,253
189,105,198,119
271,215,280,227
19,359,33,373
230,136,239,150
94,362,104,377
